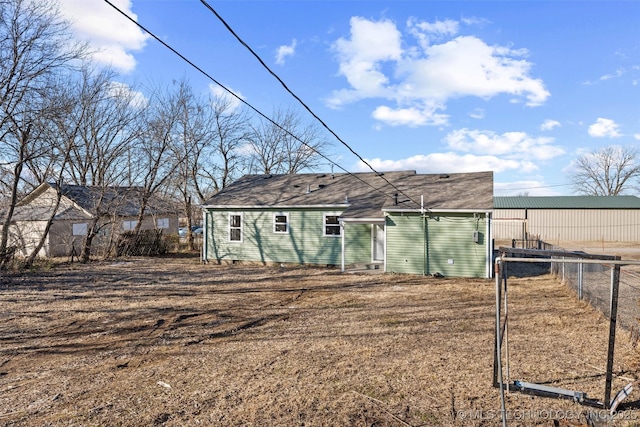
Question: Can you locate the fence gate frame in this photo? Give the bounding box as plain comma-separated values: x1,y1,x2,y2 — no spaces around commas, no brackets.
493,247,640,426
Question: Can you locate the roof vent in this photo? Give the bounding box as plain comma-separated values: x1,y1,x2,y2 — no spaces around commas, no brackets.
263,174,273,179
439,174,450,179
306,184,311,194
318,184,326,189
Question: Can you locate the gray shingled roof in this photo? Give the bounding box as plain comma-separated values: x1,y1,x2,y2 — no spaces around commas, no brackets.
204,171,494,218
494,196,640,209
55,184,178,216
3,183,178,223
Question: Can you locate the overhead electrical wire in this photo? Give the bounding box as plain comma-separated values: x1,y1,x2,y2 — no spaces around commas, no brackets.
198,0,422,207
102,0,418,206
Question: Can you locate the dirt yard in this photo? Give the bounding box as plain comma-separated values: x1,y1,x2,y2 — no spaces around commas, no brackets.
0,256,639,426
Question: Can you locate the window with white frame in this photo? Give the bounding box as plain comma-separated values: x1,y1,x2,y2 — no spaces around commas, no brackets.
229,214,242,242
157,218,169,229
323,213,341,237
122,220,138,231
72,223,87,236
273,213,289,234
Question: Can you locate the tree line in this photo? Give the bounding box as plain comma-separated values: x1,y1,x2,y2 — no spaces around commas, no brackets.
0,0,331,266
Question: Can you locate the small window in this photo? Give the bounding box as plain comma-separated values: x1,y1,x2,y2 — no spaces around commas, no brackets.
157,218,169,229
72,223,87,236
323,213,341,237
123,220,138,231
274,213,289,234
229,214,242,242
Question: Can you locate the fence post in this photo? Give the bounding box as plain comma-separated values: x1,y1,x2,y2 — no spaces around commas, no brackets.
578,261,583,300
604,262,621,408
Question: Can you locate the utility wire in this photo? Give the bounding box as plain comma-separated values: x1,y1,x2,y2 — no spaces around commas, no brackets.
102,0,411,204
198,0,422,207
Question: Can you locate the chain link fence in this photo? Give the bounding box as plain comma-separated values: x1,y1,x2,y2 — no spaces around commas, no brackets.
498,244,640,333
551,258,640,331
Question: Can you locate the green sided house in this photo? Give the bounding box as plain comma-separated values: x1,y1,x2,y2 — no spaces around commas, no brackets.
201,171,494,278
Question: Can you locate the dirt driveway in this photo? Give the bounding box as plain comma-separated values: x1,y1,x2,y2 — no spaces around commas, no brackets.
0,256,639,426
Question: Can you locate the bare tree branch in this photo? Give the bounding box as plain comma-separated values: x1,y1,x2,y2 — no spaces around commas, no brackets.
570,146,640,196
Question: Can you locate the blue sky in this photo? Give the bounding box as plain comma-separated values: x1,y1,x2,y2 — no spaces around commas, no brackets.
58,0,639,195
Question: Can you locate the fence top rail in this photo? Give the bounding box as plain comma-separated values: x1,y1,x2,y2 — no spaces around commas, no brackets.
498,247,618,260
496,256,640,266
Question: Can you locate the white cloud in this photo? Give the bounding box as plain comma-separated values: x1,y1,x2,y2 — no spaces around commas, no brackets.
588,118,622,138
407,17,459,49
108,81,147,108
444,128,565,160
355,153,536,174
540,119,561,131
58,0,149,73
372,105,448,127
327,17,550,127
634,133,640,140
275,39,297,65
469,108,485,119
209,84,245,112
600,68,625,81
353,126,564,181
327,17,403,108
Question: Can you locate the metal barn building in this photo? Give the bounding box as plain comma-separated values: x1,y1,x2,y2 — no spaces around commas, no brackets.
493,196,640,243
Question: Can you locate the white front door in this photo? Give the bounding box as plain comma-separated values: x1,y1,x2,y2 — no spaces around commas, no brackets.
373,224,385,262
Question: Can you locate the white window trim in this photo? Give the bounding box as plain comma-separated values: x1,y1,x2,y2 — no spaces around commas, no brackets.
323,212,341,237
229,213,243,243
122,220,138,231
273,212,289,234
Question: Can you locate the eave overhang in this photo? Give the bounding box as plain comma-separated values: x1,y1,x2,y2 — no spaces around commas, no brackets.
202,204,351,210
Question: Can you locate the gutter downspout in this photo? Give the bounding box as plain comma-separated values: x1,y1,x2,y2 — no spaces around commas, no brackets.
341,221,345,272
202,209,207,263
421,195,426,276
486,212,492,278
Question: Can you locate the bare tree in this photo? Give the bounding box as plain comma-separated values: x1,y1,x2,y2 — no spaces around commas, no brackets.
198,94,250,197
570,146,640,196
0,0,84,266
168,80,251,248
65,67,141,187
56,67,143,262
245,107,331,175
129,82,186,235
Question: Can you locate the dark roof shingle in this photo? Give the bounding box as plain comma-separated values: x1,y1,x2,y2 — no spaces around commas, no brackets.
204,171,494,217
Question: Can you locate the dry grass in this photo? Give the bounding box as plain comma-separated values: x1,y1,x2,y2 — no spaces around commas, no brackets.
0,256,639,426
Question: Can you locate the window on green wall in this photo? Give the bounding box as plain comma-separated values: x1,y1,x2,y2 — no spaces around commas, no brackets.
323,213,341,237
229,214,242,242
274,213,289,234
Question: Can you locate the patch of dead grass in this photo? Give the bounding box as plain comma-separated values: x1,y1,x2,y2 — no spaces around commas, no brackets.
0,257,638,426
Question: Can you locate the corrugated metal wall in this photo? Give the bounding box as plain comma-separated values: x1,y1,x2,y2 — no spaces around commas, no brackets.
493,209,640,242
492,209,526,241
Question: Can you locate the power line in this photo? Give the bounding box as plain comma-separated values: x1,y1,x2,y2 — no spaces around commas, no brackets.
494,183,573,193
198,0,422,207
102,0,405,202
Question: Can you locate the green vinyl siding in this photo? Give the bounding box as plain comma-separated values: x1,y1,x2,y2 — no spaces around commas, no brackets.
206,209,371,265
386,213,488,278
344,223,372,264
385,214,426,275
